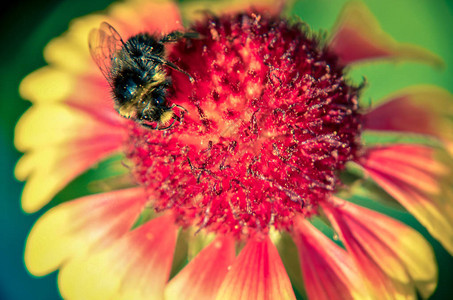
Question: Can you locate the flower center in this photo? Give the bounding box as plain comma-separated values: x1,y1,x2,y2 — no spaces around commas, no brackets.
125,12,361,237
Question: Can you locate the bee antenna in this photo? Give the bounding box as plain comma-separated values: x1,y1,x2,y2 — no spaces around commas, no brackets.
163,60,194,83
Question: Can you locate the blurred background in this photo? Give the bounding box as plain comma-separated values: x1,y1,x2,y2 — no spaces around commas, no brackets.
1,0,452,299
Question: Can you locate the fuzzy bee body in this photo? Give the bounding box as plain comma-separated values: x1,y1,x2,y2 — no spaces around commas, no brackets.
88,22,194,129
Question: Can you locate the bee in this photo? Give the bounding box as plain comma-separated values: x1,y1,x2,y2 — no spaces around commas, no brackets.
88,22,196,130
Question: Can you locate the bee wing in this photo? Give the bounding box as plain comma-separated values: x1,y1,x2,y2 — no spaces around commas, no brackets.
88,22,125,85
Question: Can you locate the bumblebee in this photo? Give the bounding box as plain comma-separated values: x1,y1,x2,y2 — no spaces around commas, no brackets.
88,22,195,130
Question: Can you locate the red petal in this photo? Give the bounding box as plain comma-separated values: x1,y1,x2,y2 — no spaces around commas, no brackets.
59,214,178,300
321,198,438,299
25,187,148,276
292,217,367,300
328,2,442,66
215,235,296,300
165,235,236,300
359,145,453,255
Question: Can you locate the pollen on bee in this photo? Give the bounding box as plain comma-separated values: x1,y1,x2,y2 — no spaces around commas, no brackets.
118,104,135,119
160,110,174,124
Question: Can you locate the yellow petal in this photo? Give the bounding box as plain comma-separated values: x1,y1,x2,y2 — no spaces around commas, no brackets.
19,67,75,104
43,17,102,75
16,104,109,151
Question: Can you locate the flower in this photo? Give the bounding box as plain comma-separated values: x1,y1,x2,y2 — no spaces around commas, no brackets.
15,0,453,299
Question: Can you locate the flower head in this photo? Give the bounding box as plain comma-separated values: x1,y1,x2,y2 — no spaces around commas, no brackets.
15,0,453,299
126,11,362,237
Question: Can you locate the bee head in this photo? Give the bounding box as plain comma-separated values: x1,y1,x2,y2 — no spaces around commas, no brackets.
138,92,170,123
113,71,143,106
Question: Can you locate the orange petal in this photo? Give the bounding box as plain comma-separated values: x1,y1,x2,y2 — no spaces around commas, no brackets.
215,235,296,300
359,145,453,255
58,214,178,300
165,235,236,300
321,198,438,299
328,1,442,66
364,86,453,152
25,187,148,276
292,217,368,300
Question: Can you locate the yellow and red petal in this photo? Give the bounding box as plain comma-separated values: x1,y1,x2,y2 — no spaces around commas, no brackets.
358,144,453,255
165,235,235,300
292,217,368,300
16,51,126,214
18,67,116,121
25,187,148,276
364,86,453,152
321,198,438,299
215,235,296,300
58,214,177,300
328,1,442,67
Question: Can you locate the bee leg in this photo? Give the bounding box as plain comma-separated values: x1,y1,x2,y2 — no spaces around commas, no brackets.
160,31,199,43
139,122,155,130
157,118,176,130
146,55,195,83
162,60,195,83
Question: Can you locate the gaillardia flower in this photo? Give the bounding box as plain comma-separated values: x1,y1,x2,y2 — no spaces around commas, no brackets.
15,0,453,299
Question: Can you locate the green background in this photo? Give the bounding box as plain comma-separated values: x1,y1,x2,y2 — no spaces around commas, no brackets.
0,0,452,299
